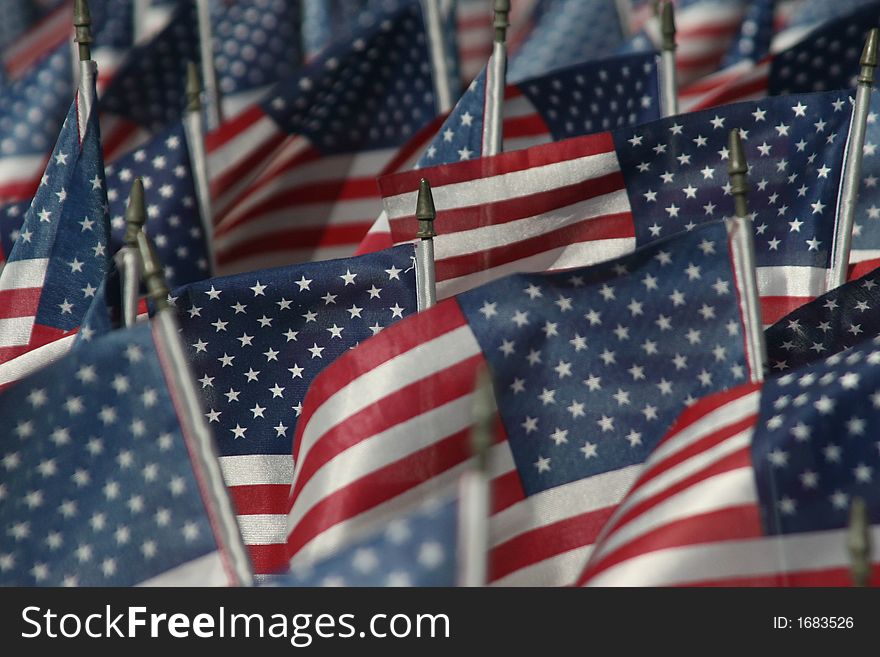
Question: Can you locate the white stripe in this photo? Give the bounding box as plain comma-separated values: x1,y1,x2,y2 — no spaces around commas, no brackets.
208,113,280,180
503,94,537,120
0,258,49,290
137,550,231,587
592,467,758,564
0,155,46,186
0,316,36,347
295,324,481,472
437,237,636,299
222,88,273,120
384,150,622,220
504,134,552,152
219,454,294,487
236,513,289,545
850,248,880,264
215,246,356,276
491,465,641,547
585,525,880,587
757,265,828,298
288,392,479,536
491,545,593,587
0,333,75,385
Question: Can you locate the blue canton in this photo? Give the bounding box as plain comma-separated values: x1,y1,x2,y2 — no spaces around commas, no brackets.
0,323,220,586
273,495,458,587
0,200,29,264
508,0,626,83
172,245,417,459
301,0,366,59
722,0,776,67
106,121,209,290
613,91,851,270
458,221,748,495
765,270,880,373
753,341,880,535
852,91,880,256
261,0,446,154
783,0,880,31
3,92,110,334
417,67,485,167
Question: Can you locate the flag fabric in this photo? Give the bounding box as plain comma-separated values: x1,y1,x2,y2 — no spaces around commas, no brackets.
721,0,777,69
357,51,663,254
849,89,880,279
2,2,73,79
284,221,753,586
765,267,880,372
379,90,851,324
301,0,365,60
578,339,880,586
105,120,210,290
206,0,456,274
0,321,248,586
0,201,31,268
0,0,43,53
0,43,73,203
0,85,110,388
171,245,418,574
270,494,459,587
680,1,880,112
507,0,627,83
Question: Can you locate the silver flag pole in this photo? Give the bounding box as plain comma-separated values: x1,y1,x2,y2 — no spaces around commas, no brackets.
415,178,438,310
184,61,216,274
659,0,678,117
118,179,146,327
482,0,509,157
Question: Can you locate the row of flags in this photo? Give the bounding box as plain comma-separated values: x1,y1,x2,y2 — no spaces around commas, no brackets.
1,0,880,588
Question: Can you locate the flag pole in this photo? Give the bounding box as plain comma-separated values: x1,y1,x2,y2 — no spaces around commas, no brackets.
415,178,438,310
614,0,633,36
185,61,216,274
196,0,223,132
137,219,253,586
727,128,766,383
457,367,494,587
847,496,872,587
119,178,146,327
133,0,150,44
829,28,878,289
422,0,455,113
482,0,509,156
659,0,678,117
73,0,96,129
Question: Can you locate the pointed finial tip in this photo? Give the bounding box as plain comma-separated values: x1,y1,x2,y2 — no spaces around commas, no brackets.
73,0,93,61
728,128,747,173
493,0,510,43
847,495,871,586
862,28,879,68
470,366,495,467
123,178,146,247
136,230,170,311
186,61,202,112
660,0,675,34
416,178,437,239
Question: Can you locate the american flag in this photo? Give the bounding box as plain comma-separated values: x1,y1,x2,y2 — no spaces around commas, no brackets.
0,86,110,388
171,245,418,574
620,0,748,87
380,90,851,322
0,0,43,52
720,0,776,69
680,2,880,112
271,493,458,587
578,340,880,586
207,0,455,274
765,267,880,373
507,0,627,83
2,2,71,79
301,0,366,60
0,321,247,586
284,221,753,586
849,90,880,279
0,43,73,203
0,201,31,268
358,50,662,254
105,120,210,290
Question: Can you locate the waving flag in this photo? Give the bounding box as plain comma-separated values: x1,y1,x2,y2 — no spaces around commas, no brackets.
578,340,880,586
284,221,753,586
0,85,110,387
207,0,456,274
0,321,248,586
172,245,418,574
0,201,30,268
765,268,880,372
272,494,459,587
358,51,663,254
680,1,880,111
849,90,880,278
380,90,851,323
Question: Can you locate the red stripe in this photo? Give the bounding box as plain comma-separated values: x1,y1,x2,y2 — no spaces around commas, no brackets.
678,23,741,39
290,353,486,503
227,483,291,517
215,221,374,265
600,448,753,550
656,382,760,448
293,301,469,461
247,543,291,575
0,286,42,320
206,104,268,152
490,505,616,582
761,295,816,325
848,259,880,281
286,427,476,559
504,113,549,139
3,5,69,77
354,228,395,255
389,171,627,238
681,564,880,587
379,131,616,196
433,212,635,281
491,469,525,514
0,176,42,203
101,118,142,163
691,75,770,112
581,504,763,584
